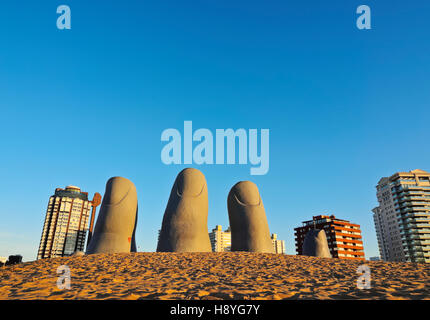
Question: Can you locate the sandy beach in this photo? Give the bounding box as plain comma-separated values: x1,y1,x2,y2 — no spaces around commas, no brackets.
0,252,428,300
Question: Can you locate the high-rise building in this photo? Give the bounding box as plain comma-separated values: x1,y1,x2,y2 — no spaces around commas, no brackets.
294,215,365,261
209,225,231,252
37,186,100,259
271,234,286,254
373,169,430,263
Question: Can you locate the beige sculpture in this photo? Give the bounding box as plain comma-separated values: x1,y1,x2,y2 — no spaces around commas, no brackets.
227,181,274,253
302,229,332,258
157,168,212,252
86,177,138,254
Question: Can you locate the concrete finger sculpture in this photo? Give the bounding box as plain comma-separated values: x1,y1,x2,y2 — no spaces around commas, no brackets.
86,176,138,254
130,210,138,252
157,168,212,252
302,229,332,258
227,181,274,253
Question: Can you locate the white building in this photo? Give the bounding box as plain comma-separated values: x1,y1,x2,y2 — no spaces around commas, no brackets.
209,225,231,252
37,186,96,259
373,169,430,263
271,233,286,254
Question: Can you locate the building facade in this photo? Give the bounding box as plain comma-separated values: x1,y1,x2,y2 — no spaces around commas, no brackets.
271,234,286,254
373,169,430,263
37,186,97,259
209,225,231,252
294,215,365,261
372,177,404,262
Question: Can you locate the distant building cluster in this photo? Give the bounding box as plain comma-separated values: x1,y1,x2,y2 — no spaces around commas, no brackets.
373,169,430,264
294,215,365,261
271,234,286,254
208,225,286,254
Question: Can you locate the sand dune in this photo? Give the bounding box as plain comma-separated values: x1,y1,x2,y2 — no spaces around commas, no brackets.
0,252,428,300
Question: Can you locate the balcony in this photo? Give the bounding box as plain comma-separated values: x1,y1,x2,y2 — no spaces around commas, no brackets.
406,234,430,241
410,252,425,258
398,207,430,215
400,184,430,190
405,239,430,246
398,196,430,201
399,212,429,220
401,222,430,230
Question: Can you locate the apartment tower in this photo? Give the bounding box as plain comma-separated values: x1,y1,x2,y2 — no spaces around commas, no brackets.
294,215,365,261
271,233,286,254
209,225,232,252
37,186,100,259
373,169,430,263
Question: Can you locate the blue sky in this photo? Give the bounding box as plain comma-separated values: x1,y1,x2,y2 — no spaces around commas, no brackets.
0,1,429,261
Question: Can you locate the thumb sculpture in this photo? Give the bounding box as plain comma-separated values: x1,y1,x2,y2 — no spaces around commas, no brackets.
227,181,274,253
302,229,332,258
86,176,138,254
157,168,212,252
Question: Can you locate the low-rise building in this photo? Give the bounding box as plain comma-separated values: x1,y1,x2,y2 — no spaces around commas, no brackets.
271,234,286,254
294,215,365,261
